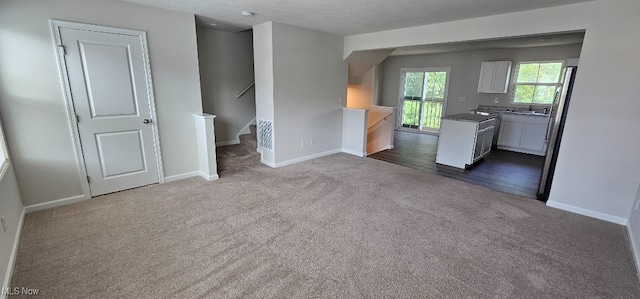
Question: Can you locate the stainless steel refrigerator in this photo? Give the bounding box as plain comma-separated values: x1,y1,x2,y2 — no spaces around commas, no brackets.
538,66,577,201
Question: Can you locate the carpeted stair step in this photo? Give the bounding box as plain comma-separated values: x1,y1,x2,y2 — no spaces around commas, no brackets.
239,133,257,148
216,143,260,173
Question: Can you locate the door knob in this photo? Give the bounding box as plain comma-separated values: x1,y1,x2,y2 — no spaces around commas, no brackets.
143,119,151,124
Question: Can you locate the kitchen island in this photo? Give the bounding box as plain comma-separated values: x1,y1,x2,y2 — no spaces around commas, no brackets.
436,113,496,169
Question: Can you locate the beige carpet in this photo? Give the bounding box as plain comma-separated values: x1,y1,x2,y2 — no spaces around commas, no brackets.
11,153,640,298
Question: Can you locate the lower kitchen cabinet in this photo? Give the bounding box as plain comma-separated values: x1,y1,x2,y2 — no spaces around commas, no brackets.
497,114,549,156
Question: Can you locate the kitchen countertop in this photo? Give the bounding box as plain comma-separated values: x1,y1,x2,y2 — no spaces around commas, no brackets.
443,113,495,123
502,111,550,117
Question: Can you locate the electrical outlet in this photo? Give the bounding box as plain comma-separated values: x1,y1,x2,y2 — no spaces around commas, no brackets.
301,141,305,148
494,98,499,103
1,216,6,233
338,97,342,104
459,97,466,102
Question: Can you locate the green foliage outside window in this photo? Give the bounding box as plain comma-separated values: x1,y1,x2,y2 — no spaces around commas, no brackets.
513,62,563,104
402,71,446,130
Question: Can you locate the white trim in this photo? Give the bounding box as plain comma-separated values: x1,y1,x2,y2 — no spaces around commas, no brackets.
260,158,276,168
199,171,219,181
216,117,257,147
342,148,367,157
216,139,240,147
237,117,256,136
628,226,640,283
273,149,342,168
2,208,25,299
546,200,628,225
24,195,87,213
510,60,565,105
164,171,201,183
49,19,165,195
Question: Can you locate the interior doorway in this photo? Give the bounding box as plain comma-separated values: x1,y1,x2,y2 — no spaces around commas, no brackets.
51,20,163,197
398,67,450,134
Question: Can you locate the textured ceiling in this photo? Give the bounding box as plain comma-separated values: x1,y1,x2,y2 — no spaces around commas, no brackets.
122,0,593,36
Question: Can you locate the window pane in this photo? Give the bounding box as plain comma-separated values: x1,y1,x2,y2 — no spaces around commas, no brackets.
533,85,557,104
424,72,446,100
403,72,424,100
514,85,535,103
402,100,420,127
517,64,540,83
538,63,563,83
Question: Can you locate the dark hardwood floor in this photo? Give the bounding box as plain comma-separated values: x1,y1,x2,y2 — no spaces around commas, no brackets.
368,130,545,199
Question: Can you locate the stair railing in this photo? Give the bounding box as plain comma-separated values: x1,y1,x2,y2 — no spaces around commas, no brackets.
235,81,255,98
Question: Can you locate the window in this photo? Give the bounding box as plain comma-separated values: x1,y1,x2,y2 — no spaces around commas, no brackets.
512,61,564,104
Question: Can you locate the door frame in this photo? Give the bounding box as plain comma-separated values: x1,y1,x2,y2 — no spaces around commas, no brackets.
397,67,451,133
50,19,164,199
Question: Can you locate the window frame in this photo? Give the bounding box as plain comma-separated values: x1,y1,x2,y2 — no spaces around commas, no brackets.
510,60,565,105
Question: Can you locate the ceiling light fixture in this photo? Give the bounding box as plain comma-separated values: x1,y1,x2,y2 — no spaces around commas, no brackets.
241,10,254,16
209,23,218,27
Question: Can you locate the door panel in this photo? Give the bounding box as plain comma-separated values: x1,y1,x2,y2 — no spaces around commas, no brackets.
79,42,139,118
61,27,159,196
95,130,146,178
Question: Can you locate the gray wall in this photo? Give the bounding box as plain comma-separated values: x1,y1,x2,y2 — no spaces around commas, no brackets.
343,0,640,224
379,44,583,116
253,22,347,165
0,0,204,205
0,163,24,289
197,28,256,145
271,22,347,164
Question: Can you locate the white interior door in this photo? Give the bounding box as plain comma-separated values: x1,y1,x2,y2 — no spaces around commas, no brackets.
58,24,160,196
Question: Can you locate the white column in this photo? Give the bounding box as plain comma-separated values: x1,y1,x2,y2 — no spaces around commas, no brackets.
193,113,219,181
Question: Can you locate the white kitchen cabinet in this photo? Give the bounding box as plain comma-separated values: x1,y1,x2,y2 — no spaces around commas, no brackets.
437,116,496,169
497,114,549,156
497,122,525,148
478,61,512,93
520,124,548,152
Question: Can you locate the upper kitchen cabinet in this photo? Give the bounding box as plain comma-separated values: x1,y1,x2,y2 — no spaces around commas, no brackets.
477,61,512,93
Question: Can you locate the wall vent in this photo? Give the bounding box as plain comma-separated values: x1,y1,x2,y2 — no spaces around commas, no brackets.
258,120,273,150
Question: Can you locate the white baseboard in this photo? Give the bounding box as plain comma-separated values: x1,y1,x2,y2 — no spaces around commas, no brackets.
216,139,240,147
164,171,201,183
260,158,276,168
199,172,219,181
2,207,25,298
342,148,367,157
546,200,628,225
273,149,342,168
24,195,87,213
237,117,256,137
